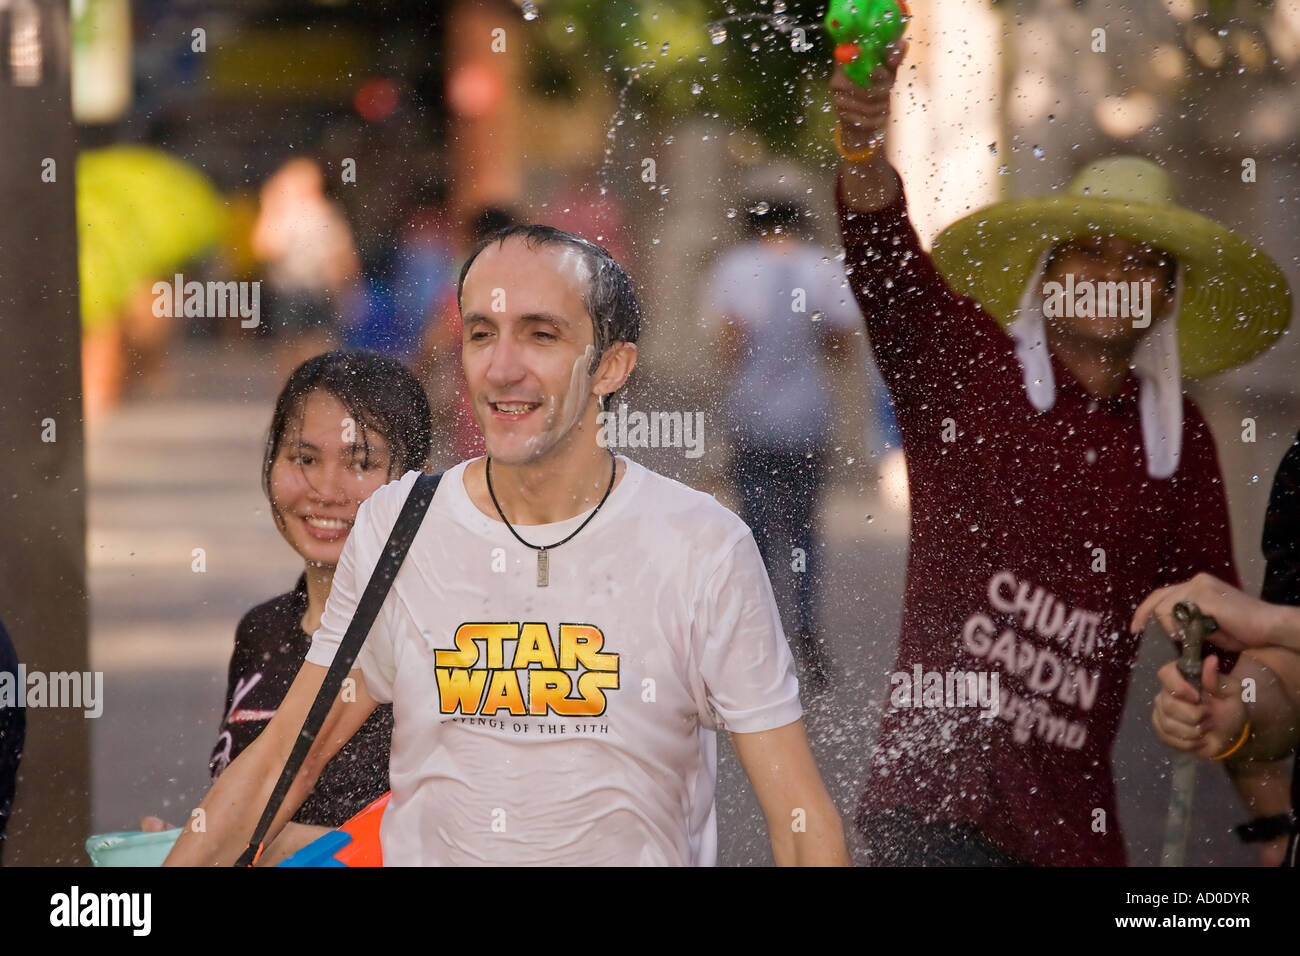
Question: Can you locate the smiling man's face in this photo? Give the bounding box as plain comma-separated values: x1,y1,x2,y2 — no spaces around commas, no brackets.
460,236,603,467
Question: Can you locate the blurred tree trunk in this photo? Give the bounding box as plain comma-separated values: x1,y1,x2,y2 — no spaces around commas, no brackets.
0,0,90,864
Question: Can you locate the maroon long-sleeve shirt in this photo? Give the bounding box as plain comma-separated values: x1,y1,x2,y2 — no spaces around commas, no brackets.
838,169,1239,866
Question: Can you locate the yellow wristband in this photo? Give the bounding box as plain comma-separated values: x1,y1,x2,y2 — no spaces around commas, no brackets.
835,121,881,163
1212,720,1251,761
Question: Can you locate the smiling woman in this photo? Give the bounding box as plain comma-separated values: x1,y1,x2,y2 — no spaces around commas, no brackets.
137,351,432,862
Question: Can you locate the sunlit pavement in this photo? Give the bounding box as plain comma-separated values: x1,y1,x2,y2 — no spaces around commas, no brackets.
89,339,1252,866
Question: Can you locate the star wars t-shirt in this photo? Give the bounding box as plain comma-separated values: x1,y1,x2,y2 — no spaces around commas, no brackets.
837,170,1239,866
305,457,802,865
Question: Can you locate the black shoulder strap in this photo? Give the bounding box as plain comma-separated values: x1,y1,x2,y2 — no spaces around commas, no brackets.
236,471,442,866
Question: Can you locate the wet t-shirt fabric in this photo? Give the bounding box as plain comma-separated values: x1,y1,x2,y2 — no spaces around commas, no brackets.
306,458,802,865
837,169,1239,866
210,574,393,827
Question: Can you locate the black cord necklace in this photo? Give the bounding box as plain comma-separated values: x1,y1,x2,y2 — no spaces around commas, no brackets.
485,451,618,587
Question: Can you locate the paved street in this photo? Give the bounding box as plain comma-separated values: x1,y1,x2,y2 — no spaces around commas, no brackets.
88,338,1254,865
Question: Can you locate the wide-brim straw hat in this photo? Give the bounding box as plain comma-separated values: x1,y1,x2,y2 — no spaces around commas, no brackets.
930,156,1291,378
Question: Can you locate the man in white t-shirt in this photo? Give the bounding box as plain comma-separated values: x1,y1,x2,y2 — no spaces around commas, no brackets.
167,224,848,866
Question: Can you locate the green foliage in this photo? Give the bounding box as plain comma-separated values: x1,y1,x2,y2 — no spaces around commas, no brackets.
523,0,836,158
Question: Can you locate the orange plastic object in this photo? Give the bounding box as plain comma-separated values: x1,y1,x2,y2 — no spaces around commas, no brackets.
835,42,860,64
333,792,389,867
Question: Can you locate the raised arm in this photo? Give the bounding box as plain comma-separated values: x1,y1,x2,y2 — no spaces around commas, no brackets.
830,47,906,213
830,43,996,419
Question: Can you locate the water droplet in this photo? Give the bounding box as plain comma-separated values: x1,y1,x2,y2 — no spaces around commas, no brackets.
1032,145,1045,159
690,81,703,94
521,0,538,21
810,310,824,322
725,207,738,219
708,22,727,44
658,185,670,196
660,41,670,55
565,23,575,33
749,200,770,215
865,514,874,524
773,0,787,13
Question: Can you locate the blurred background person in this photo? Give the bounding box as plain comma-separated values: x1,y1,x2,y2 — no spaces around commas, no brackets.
252,157,362,382
704,197,860,689
340,175,457,366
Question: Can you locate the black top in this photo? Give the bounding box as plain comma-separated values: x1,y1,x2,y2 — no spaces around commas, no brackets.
1260,431,1300,865
210,575,393,827
0,618,23,862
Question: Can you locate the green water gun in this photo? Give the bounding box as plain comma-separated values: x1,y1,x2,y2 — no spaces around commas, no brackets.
826,0,911,87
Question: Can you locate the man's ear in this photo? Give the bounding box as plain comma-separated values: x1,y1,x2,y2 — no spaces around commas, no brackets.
593,342,638,400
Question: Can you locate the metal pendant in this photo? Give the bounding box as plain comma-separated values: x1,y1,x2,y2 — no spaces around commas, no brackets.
536,547,549,587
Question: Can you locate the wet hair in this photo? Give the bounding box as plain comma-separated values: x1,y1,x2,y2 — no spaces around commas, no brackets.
262,351,432,516
455,223,642,374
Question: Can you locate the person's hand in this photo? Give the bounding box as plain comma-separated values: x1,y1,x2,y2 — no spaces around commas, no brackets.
1131,572,1280,652
830,39,909,152
139,815,175,832
1151,654,1248,761
1258,835,1290,867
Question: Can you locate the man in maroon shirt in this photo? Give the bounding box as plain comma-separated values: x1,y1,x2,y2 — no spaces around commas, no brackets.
831,45,1290,865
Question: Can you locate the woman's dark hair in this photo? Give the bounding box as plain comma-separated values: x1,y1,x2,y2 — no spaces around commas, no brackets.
262,351,433,512
455,223,642,374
